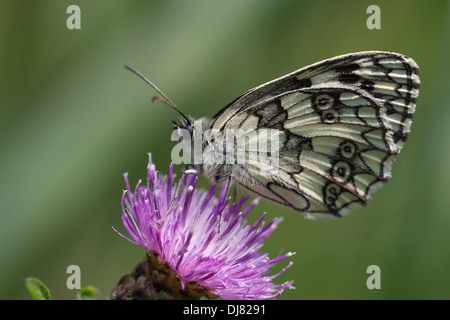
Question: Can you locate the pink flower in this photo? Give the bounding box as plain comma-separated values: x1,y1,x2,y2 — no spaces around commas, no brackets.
113,154,294,300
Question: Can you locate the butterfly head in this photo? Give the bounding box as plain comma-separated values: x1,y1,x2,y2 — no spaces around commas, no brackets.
171,117,195,142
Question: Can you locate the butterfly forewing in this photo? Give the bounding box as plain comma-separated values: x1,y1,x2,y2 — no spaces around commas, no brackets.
211,51,419,218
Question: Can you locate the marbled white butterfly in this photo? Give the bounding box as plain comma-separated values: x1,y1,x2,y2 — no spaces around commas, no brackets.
126,51,420,219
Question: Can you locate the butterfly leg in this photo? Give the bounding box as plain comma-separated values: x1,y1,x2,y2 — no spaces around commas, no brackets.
168,168,198,212
157,168,199,226
217,175,233,236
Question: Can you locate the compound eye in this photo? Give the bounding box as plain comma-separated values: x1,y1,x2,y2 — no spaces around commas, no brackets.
186,124,194,135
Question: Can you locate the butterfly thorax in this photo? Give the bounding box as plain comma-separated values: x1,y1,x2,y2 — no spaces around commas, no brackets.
172,116,229,183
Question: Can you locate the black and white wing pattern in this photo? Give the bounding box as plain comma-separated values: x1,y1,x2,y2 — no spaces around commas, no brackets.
211,51,420,218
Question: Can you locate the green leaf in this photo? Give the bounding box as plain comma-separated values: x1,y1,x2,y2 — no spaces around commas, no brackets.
24,277,52,300
77,285,98,300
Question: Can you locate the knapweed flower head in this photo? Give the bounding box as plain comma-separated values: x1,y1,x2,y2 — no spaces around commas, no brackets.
113,154,295,300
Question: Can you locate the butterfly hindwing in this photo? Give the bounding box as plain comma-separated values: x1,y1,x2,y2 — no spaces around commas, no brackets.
211,51,419,218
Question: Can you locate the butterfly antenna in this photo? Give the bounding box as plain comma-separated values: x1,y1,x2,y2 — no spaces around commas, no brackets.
124,65,190,123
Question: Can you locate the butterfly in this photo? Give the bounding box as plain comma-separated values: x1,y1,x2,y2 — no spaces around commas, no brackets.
126,51,420,219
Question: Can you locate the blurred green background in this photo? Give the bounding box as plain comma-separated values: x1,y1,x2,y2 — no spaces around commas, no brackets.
1,0,449,300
